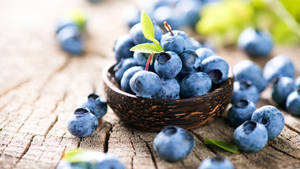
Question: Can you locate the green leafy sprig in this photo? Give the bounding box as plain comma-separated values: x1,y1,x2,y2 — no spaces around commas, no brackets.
204,138,240,154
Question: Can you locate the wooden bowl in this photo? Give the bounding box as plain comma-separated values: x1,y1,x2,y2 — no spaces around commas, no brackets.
103,64,234,132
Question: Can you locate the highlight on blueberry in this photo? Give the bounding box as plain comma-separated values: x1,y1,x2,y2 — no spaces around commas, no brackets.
198,156,234,169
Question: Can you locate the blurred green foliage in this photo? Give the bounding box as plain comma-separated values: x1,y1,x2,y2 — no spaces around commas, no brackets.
196,0,300,45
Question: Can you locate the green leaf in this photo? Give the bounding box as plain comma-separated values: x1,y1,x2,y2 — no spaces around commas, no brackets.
141,11,155,41
63,149,103,163
130,43,163,53
68,9,87,31
204,138,240,154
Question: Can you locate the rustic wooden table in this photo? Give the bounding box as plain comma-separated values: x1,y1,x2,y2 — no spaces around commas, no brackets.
0,0,300,168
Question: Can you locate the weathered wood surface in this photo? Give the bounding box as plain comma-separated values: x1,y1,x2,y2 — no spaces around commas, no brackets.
0,0,300,168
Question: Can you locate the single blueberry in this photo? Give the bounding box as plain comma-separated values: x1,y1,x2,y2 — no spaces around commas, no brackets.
179,50,197,76
57,26,83,55
153,6,181,30
234,120,268,152
194,48,215,71
129,70,162,98
156,79,180,99
233,60,267,92
153,126,194,162
95,153,125,169
114,58,138,82
201,56,229,84
227,99,256,127
186,38,203,50
121,66,144,94
56,19,77,34
263,55,295,83
113,35,135,62
251,105,285,139
286,89,300,117
154,52,182,79
271,77,296,108
123,6,140,28
232,80,260,104
238,28,273,58
130,23,162,44
296,76,300,88
68,108,98,138
180,72,212,98
198,156,234,169
81,93,107,119
160,30,189,54
174,0,202,27
133,52,148,66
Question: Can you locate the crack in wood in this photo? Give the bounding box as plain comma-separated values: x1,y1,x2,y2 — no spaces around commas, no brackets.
269,144,300,160
285,124,300,135
189,130,218,155
129,131,136,169
103,122,113,153
143,140,158,169
0,79,31,98
14,135,35,167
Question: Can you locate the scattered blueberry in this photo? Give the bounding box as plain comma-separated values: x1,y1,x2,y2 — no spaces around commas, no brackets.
129,70,162,98
286,89,300,117
263,55,295,83
95,153,125,169
113,35,135,62
160,30,189,54
56,19,77,34
271,77,296,108
179,50,197,76
198,156,234,169
232,80,260,104
114,58,138,82
154,51,182,79
201,56,229,84
133,52,148,66
227,99,256,127
234,120,268,152
180,72,212,98
153,126,194,162
251,105,285,139
81,93,107,119
233,60,267,92
57,26,83,55
238,28,273,58
156,78,180,99
68,108,98,138
130,23,162,44
174,0,202,27
121,66,144,94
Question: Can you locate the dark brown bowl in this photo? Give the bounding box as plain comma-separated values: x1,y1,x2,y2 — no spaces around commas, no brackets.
103,64,233,132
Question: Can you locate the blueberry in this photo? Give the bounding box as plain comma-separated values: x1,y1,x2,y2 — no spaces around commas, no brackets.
234,120,268,152
232,80,260,104
160,30,189,54
154,52,182,79
156,79,180,99
180,72,212,98
174,0,202,27
286,89,300,117
153,6,181,30
179,50,197,76
121,66,144,94
129,70,162,98
238,28,273,58
113,35,135,62
296,76,300,88
57,161,90,169
272,77,296,108
198,156,234,169
251,105,285,139
57,26,83,55
81,93,107,119
56,19,77,34
201,56,229,84
114,58,138,82
186,38,203,50
133,52,148,66
227,99,256,127
233,60,267,92
95,153,125,169
68,108,98,137
130,23,162,44
263,55,295,83
194,48,215,71
123,6,140,28
153,126,194,162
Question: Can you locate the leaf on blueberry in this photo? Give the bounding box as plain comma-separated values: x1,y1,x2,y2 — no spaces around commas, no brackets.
131,43,162,53
204,138,240,154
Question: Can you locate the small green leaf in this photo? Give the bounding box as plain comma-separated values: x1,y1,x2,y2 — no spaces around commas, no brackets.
141,11,155,41
63,149,102,163
152,39,164,51
204,138,240,154
130,43,163,53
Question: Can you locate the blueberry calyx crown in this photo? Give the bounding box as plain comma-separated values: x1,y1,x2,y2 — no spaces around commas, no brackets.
208,70,222,82
74,108,89,115
157,52,171,64
243,121,257,134
235,99,249,108
88,93,99,100
163,126,178,136
239,80,252,90
272,77,280,86
163,21,174,36
211,156,225,162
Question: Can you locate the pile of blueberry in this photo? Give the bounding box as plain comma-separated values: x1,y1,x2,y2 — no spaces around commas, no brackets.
67,93,107,138
55,11,86,55
114,22,229,99
125,0,221,30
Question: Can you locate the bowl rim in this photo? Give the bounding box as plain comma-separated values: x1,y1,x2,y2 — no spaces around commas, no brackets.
103,63,233,102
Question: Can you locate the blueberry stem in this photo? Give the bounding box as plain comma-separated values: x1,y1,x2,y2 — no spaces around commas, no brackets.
164,21,174,36
145,53,154,71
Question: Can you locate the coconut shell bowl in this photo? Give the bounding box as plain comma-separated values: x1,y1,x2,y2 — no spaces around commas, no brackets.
103,64,234,132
